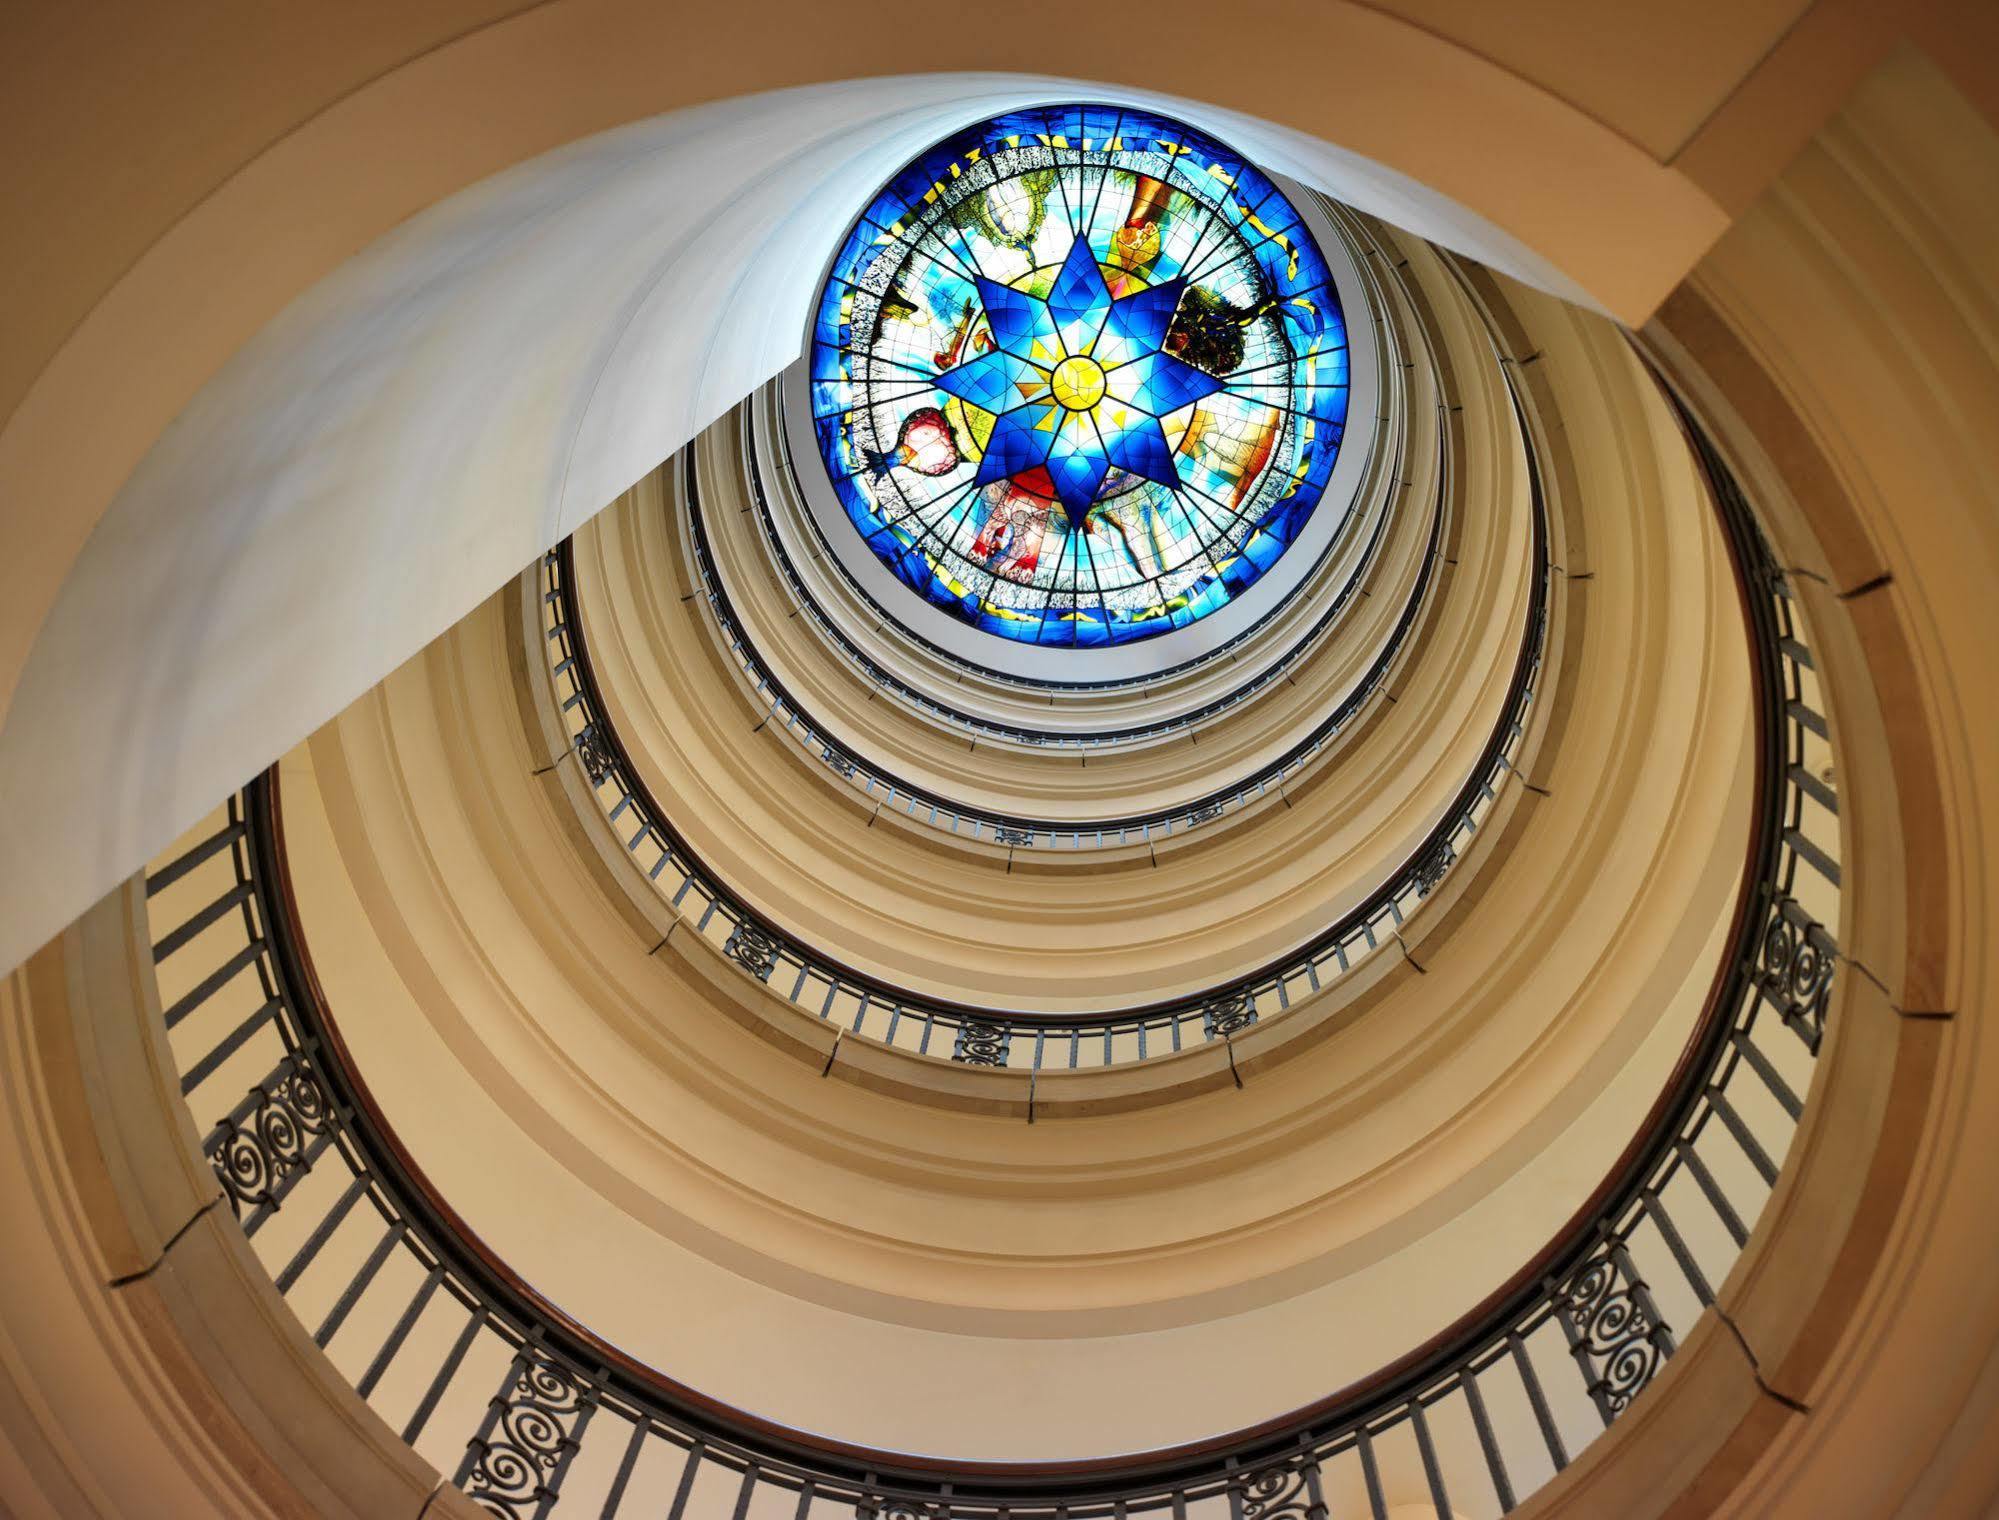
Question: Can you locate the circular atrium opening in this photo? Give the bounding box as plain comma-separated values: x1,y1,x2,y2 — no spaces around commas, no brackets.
788,103,1379,683
15,13,1995,1519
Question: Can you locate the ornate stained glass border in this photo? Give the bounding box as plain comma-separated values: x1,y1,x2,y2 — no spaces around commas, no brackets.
806,103,1353,654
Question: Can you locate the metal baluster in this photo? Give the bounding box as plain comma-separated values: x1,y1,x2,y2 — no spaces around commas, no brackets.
357,1264,445,1397
455,1340,597,1520
161,939,265,1030
1674,1137,1749,1247
403,1306,488,1443
204,1051,335,1235
178,994,281,1093
666,1442,706,1520
154,879,254,959
146,818,248,895
1507,1329,1569,1471
1550,1236,1673,1428
314,1218,407,1347
601,1420,650,1518
1704,1085,1780,1186
1357,1426,1389,1520
1727,1026,1804,1120
275,1173,370,1292
1641,1185,1715,1307
732,1463,760,1520
1411,1398,1452,1518
1461,1365,1516,1511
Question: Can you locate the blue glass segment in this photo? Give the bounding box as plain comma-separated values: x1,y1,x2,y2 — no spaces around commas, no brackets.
808,104,1351,649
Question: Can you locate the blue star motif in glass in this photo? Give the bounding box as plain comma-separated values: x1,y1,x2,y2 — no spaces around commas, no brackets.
936,235,1229,518
809,104,1352,649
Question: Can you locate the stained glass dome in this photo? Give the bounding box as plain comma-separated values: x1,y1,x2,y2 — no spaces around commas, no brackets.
806,104,1353,652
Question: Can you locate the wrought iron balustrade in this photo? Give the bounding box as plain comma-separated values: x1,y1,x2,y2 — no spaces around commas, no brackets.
140,338,1840,1518
534,357,1539,1075
736,370,1411,759
541,474,1527,1073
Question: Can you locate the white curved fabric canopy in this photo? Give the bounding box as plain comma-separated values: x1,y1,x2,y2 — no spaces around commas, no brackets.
0,73,1585,975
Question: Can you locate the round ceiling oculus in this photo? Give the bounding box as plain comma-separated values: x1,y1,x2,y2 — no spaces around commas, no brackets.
803,103,1357,663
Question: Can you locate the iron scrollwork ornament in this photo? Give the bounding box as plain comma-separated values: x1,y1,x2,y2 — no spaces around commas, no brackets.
459,1350,594,1519
1556,1247,1669,1420
1755,897,1834,1047
1237,1460,1327,1520
952,1018,1011,1067
725,919,780,981
1413,837,1457,898
993,825,1035,847
1202,988,1258,1039
856,1500,945,1520
573,723,616,786
208,1056,331,1218
820,745,859,779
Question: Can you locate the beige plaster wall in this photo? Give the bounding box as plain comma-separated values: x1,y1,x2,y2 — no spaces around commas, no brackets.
263,265,1753,1458
0,0,1916,981
0,881,468,1519
1521,40,1999,1519
568,239,1525,1009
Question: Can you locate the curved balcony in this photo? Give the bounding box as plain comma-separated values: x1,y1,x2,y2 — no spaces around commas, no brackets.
513,234,1555,1071
533,418,1520,1071
1,28,1989,1520
139,393,1831,1514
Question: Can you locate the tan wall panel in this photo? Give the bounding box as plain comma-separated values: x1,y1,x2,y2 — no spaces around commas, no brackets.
0,884,453,1517
269,269,1756,1457
4,0,1867,980
1378,0,1813,159
1539,42,1999,1517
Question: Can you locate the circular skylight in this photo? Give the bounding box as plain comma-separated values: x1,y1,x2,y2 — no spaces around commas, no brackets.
806,104,1353,653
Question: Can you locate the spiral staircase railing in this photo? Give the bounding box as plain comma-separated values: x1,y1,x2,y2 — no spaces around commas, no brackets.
528,362,1535,1072
712,395,1431,765
141,378,1839,1516
541,494,1510,1072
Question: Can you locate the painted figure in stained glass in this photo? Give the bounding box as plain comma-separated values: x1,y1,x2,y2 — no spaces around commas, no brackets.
809,104,1351,648
866,406,961,478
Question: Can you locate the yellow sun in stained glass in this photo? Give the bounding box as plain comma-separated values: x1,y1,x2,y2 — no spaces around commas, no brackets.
1049,355,1108,412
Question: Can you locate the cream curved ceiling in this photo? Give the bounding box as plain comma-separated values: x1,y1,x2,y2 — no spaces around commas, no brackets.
0,73,1623,977
268,267,1758,1459
576,233,1521,1008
